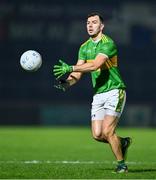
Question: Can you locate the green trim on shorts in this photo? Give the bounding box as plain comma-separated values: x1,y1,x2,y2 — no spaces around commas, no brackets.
116,89,125,112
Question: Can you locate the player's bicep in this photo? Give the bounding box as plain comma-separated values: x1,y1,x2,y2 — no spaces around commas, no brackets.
99,42,117,58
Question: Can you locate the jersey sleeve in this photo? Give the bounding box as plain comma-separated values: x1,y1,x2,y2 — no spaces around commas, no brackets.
98,42,117,58
78,45,86,60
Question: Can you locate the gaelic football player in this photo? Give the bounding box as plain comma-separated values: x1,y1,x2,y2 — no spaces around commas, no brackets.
53,12,131,173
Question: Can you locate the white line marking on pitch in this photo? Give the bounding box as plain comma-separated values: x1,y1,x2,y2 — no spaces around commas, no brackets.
0,160,156,165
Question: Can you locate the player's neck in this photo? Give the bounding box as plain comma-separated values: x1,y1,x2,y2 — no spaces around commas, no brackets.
91,32,103,42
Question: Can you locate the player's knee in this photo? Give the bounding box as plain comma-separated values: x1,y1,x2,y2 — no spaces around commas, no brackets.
102,128,113,140
92,131,103,141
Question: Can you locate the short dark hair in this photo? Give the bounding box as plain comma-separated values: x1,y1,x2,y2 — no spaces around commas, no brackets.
87,12,104,24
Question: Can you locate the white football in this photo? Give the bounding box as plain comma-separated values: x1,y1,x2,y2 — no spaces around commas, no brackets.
20,50,42,71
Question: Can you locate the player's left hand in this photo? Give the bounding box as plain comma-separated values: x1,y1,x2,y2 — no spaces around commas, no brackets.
53,60,73,79
54,79,70,91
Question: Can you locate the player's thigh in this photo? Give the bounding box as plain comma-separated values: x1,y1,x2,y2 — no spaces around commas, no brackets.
101,89,126,135
91,95,105,138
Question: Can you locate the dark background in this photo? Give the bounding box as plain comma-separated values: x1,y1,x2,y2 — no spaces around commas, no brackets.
0,0,156,126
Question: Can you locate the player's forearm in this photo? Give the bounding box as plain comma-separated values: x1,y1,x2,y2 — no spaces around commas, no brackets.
73,62,98,73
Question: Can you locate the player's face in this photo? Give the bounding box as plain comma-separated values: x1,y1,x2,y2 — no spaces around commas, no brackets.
87,15,104,38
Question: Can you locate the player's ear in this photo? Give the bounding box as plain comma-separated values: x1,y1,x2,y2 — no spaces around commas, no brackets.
101,23,104,31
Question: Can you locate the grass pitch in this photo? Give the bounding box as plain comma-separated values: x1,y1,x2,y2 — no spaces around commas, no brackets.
0,127,155,179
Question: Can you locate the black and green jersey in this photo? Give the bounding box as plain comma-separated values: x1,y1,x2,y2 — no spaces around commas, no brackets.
78,34,126,94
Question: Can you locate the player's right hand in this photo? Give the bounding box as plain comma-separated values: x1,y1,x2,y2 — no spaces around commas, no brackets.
54,79,70,91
